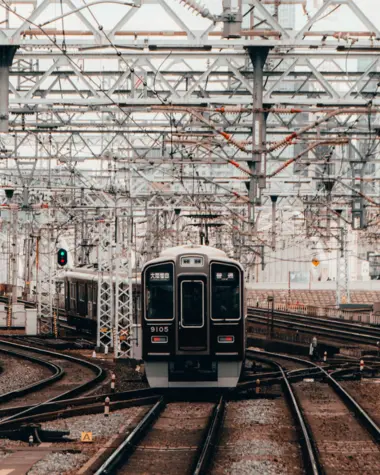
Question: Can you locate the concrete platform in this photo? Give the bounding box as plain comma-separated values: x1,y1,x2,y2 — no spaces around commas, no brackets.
0,449,51,475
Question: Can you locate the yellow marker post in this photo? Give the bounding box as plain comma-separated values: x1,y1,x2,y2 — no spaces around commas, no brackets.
81,432,93,443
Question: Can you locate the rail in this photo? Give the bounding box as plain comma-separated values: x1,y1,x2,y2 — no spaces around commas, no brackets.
0,345,64,403
247,349,380,446
247,298,380,326
246,349,321,475
247,310,380,346
94,397,166,475
192,396,225,475
0,339,106,426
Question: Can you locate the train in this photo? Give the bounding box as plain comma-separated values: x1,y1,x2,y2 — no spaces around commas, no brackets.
142,245,245,388
64,244,246,388
64,267,141,333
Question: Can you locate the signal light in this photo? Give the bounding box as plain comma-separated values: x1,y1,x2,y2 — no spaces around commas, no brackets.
57,248,68,267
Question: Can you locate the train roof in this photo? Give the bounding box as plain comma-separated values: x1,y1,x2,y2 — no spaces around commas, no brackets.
143,245,243,269
160,245,227,259
64,267,141,284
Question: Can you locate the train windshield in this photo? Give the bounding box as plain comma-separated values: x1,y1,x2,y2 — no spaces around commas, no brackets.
211,263,241,320
145,263,174,320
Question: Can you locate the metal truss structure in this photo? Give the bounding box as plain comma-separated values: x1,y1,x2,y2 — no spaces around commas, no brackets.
1,0,380,347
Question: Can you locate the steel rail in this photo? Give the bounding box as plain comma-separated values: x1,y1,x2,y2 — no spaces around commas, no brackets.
94,397,166,475
247,313,380,345
248,307,380,338
246,350,322,475
0,339,106,426
0,345,64,403
247,349,380,445
0,387,156,419
192,396,225,475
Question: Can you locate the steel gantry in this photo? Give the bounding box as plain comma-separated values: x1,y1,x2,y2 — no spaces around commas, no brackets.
0,0,379,347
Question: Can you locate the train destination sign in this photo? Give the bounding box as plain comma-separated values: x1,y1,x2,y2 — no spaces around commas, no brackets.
150,272,170,281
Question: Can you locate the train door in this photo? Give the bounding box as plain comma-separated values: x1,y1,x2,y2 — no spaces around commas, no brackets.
177,275,207,351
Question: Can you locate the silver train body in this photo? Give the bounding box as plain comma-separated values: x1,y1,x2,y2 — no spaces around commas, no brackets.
142,245,245,388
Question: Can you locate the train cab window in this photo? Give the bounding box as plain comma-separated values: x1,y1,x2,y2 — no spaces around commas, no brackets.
211,263,241,320
181,281,204,327
145,263,174,321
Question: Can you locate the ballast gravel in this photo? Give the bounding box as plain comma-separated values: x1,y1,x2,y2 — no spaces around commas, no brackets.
40,405,144,440
0,353,51,395
28,452,88,475
211,397,303,475
27,406,145,475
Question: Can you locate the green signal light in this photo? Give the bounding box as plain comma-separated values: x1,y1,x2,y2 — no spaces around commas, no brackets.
60,251,65,256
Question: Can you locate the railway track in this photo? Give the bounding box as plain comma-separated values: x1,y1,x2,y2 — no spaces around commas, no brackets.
0,339,105,427
94,396,225,475
249,306,380,337
247,307,380,346
247,349,380,474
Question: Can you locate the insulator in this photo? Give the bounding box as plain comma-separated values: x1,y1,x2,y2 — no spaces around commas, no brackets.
177,0,215,21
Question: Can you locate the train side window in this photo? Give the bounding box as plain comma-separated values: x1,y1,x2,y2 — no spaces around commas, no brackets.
78,284,85,303
88,285,92,303
211,263,241,320
70,283,76,308
145,263,174,321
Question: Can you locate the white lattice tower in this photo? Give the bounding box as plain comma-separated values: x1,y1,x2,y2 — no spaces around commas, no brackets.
114,237,133,359
96,222,114,351
336,224,350,306
37,223,54,334
114,167,134,359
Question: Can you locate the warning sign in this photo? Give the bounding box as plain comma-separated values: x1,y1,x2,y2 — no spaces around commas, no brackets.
81,432,93,443
312,258,320,267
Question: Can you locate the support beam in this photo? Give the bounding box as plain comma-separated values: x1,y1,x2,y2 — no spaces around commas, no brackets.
0,46,18,132
247,46,270,227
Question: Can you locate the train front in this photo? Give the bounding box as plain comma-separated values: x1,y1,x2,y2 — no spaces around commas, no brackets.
142,245,245,388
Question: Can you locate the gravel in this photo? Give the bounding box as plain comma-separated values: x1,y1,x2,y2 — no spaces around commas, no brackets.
293,380,380,473
342,378,380,427
0,451,10,460
0,353,51,395
64,350,148,396
211,398,303,475
28,452,88,475
25,406,146,475
40,405,145,440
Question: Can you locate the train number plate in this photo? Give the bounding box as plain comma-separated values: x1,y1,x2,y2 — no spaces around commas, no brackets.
150,326,169,333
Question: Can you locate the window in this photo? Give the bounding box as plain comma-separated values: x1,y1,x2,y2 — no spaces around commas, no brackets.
211,263,241,320
78,284,85,302
70,283,76,309
145,263,174,320
181,281,204,327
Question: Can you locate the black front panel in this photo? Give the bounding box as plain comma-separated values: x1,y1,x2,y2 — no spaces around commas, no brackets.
178,275,207,351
